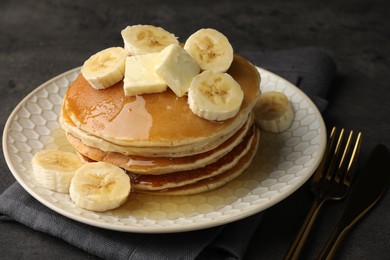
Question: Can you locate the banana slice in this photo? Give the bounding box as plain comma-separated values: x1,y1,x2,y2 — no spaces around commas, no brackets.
188,70,244,121
121,25,179,55
184,28,234,72
32,150,83,193
254,91,295,133
81,47,126,90
69,162,131,212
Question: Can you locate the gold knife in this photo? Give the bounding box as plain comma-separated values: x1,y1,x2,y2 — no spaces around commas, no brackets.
318,144,390,259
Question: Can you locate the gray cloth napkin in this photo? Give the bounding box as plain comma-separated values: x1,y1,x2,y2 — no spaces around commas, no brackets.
241,47,336,112
0,47,336,260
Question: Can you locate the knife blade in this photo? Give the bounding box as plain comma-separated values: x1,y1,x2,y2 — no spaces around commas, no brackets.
318,144,390,260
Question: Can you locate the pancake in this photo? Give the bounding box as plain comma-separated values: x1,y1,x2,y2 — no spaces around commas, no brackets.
60,103,251,157
131,125,257,190
64,114,254,175
63,55,260,150
74,126,259,195
137,127,259,195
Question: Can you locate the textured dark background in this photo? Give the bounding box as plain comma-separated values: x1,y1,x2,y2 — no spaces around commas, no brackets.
1,0,390,259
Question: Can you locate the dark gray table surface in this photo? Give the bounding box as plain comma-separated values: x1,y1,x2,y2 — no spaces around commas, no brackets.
1,0,389,259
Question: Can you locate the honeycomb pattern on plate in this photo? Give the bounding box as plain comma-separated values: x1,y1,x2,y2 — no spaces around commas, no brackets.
3,67,326,233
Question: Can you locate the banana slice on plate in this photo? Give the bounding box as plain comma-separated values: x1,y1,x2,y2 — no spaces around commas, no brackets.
254,91,295,133
184,28,234,72
32,150,83,193
121,24,179,55
69,162,131,212
188,70,244,121
81,47,127,90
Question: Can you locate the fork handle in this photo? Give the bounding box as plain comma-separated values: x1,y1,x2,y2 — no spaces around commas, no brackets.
284,198,326,260
317,224,350,260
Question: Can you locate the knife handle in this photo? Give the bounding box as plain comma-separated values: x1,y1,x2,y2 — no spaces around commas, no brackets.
284,198,326,260
317,224,350,260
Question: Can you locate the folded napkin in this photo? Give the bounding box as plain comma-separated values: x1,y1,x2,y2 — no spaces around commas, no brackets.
0,47,336,260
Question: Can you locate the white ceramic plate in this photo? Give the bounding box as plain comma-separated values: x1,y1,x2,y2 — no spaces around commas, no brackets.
2,67,326,233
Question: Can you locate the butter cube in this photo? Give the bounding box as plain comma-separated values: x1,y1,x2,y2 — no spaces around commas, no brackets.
123,53,167,96
155,44,200,97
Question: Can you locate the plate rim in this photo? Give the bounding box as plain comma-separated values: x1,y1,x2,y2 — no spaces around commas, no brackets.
2,66,327,233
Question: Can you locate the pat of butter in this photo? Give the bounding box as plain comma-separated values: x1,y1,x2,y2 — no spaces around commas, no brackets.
155,44,200,97
123,53,167,96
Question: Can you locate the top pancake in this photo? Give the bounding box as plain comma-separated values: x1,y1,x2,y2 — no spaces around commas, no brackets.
64,55,260,147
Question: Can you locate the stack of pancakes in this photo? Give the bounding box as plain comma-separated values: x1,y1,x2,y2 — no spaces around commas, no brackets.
60,55,261,195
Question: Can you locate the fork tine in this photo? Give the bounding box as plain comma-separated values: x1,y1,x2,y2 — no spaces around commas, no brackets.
341,132,362,186
324,128,345,182
312,127,337,183
347,132,362,173
334,130,354,183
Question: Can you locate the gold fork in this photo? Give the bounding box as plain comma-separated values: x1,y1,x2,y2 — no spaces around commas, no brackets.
284,127,362,260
